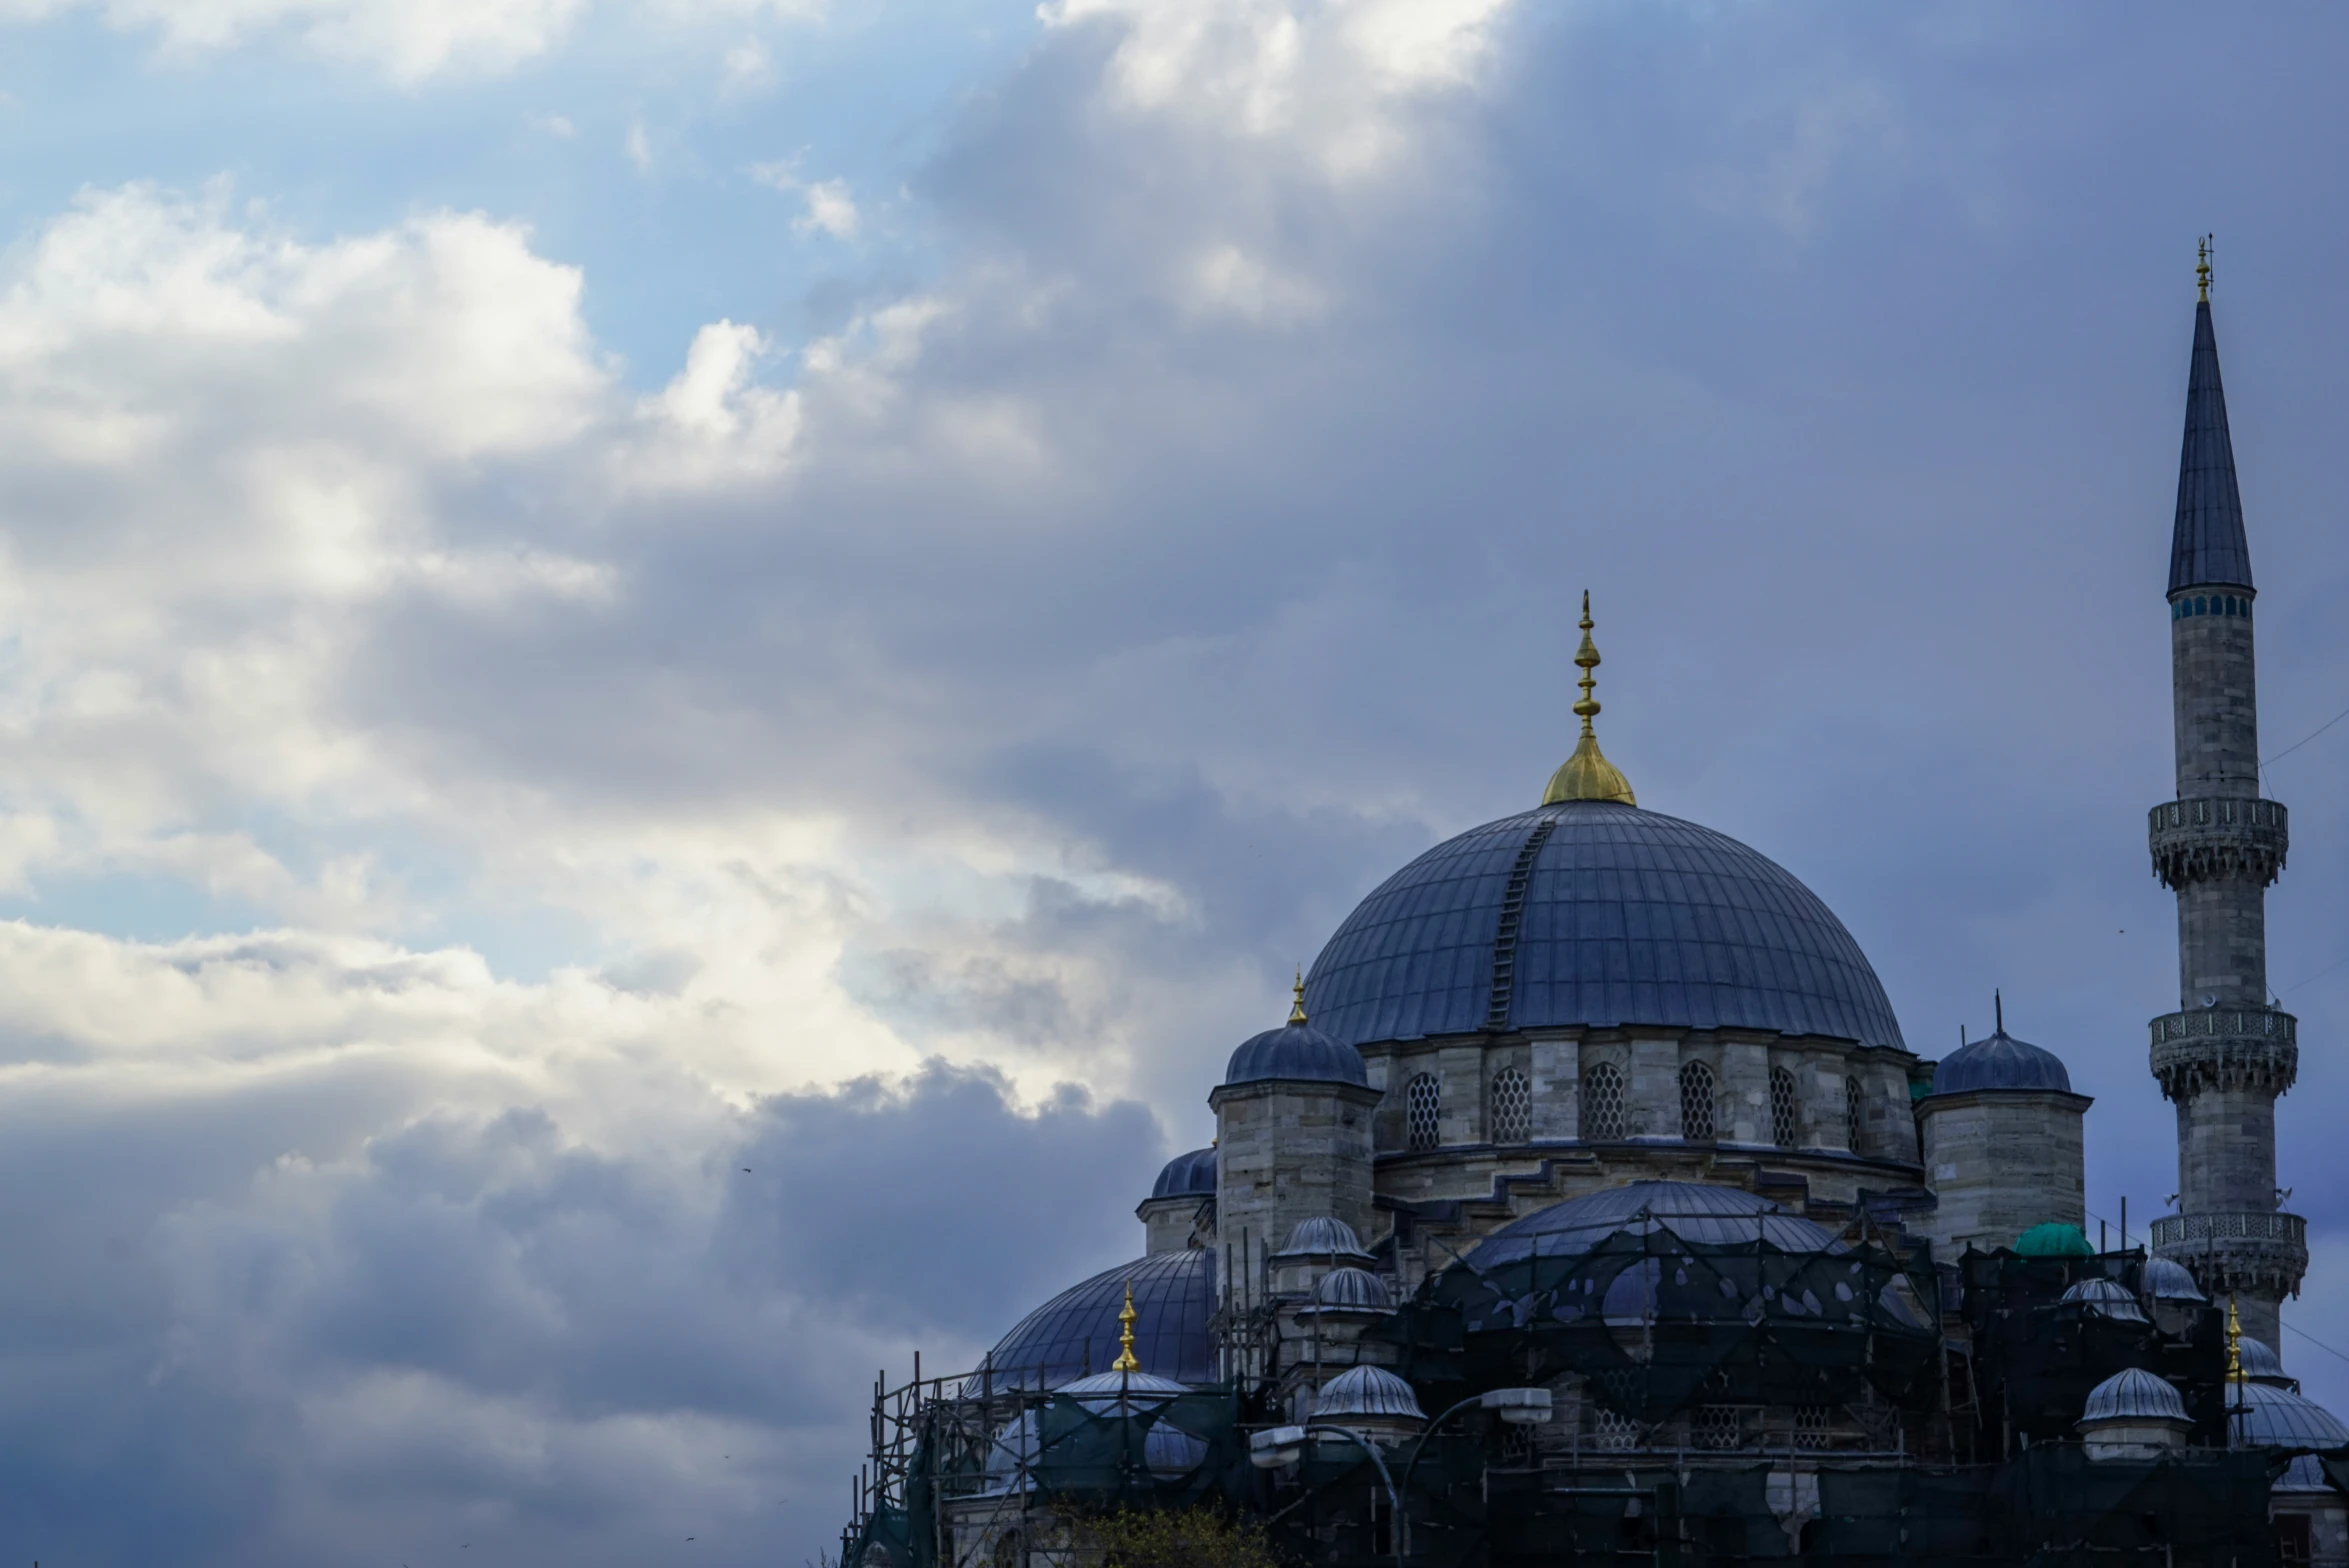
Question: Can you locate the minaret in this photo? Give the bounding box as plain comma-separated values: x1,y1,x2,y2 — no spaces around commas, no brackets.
2147,239,2304,1351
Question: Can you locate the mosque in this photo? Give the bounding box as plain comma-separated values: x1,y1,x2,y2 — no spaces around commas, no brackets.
839,258,2345,1568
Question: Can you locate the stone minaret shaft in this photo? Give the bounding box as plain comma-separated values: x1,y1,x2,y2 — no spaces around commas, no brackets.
2147,271,2305,1351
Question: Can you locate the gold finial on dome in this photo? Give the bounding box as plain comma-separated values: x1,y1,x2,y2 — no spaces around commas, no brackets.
1289,966,1308,1026
2225,1295,2243,1386
1112,1281,1141,1372
1542,590,1637,806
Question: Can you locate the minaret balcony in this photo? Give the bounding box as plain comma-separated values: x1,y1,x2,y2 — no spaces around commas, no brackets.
2148,1007,2296,1099
2148,796,2287,888
2149,1209,2308,1301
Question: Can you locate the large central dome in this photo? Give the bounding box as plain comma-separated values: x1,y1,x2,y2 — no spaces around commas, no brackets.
1305,800,1904,1050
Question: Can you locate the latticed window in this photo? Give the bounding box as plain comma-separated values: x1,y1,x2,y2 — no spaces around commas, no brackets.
1588,1404,1637,1451
1495,1422,1536,1469
1405,1072,1442,1151
1845,1077,1864,1154
1691,1406,1742,1451
1489,1066,1531,1145
1770,1066,1800,1148
1582,1061,1626,1141
1679,1061,1716,1142
1793,1406,1833,1450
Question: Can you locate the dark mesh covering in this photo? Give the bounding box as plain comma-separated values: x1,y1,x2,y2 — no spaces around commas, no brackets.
1307,802,1905,1050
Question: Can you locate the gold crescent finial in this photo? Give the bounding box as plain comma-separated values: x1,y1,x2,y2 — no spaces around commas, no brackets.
1288,966,1308,1026
2225,1295,2242,1385
1112,1281,1141,1372
1542,590,1636,806
2198,234,2213,303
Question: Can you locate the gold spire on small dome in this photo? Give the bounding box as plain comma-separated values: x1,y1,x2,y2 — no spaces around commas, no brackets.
1288,966,1308,1026
1111,1281,1141,1373
1542,591,1637,806
2225,1296,2243,1386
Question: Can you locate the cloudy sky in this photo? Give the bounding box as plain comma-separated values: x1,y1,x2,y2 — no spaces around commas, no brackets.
3,0,2349,1560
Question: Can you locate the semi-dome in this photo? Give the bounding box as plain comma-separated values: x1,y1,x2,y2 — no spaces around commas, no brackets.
1313,1365,1426,1423
1150,1147,1218,1201
1305,802,1905,1050
1930,1027,2072,1095
2141,1257,2206,1302
2230,1380,2349,1449
1467,1180,1836,1269
2083,1368,2189,1425
2061,1278,2150,1324
979,1249,1216,1390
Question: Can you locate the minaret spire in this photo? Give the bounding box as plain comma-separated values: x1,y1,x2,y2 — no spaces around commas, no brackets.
2146,253,2302,1353
1541,591,1636,806
2171,239,2253,598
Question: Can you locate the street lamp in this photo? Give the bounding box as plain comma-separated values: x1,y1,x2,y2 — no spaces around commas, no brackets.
1254,1387,1552,1566
1396,1387,1553,1563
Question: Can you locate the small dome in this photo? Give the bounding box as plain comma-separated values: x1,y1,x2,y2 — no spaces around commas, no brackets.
2062,1278,2151,1324
2014,1223,2094,1258
2141,1257,2206,1302
2240,1336,2288,1386
1057,1367,1191,1414
1930,1028,2072,1095
2230,1381,2349,1449
1311,1267,1394,1312
1150,1147,1217,1202
1280,1215,1372,1259
2277,1455,2338,1495
1313,1365,1426,1423
1225,1019,1367,1087
2082,1368,2189,1425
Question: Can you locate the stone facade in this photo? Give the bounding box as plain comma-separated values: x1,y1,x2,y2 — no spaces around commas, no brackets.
1208,1077,1379,1280
2154,589,2307,1340
1916,1088,2090,1257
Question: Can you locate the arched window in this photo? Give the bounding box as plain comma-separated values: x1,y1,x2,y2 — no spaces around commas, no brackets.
1489,1066,1531,1146
1582,1061,1626,1141
1405,1072,1442,1151
1679,1061,1716,1142
1845,1077,1864,1153
1770,1066,1800,1149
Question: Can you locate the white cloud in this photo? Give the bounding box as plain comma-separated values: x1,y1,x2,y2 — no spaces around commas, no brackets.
624,119,653,173
1041,0,1518,175
796,177,858,238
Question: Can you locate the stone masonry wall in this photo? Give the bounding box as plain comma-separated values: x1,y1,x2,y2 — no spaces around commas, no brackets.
1918,1090,2088,1256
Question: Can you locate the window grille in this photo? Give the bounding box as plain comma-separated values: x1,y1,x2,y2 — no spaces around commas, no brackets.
1793,1406,1833,1450
1691,1406,1742,1451
1679,1061,1716,1142
1490,1066,1531,1145
1405,1072,1442,1151
1582,1062,1626,1141
1770,1066,1800,1149
1845,1077,1864,1153
1588,1404,1637,1451
1496,1422,1536,1468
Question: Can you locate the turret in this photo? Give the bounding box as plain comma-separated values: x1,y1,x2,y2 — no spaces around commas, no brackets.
1208,976,1378,1301
2146,243,2305,1350
1915,1001,2090,1257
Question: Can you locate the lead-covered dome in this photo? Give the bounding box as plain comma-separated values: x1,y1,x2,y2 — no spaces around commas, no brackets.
1305,801,1905,1050
978,1248,1216,1390
1467,1180,1837,1269
1150,1147,1217,1201
1930,1027,2072,1095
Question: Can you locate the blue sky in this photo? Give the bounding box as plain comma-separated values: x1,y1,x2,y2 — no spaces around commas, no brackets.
3,1,2349,1562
